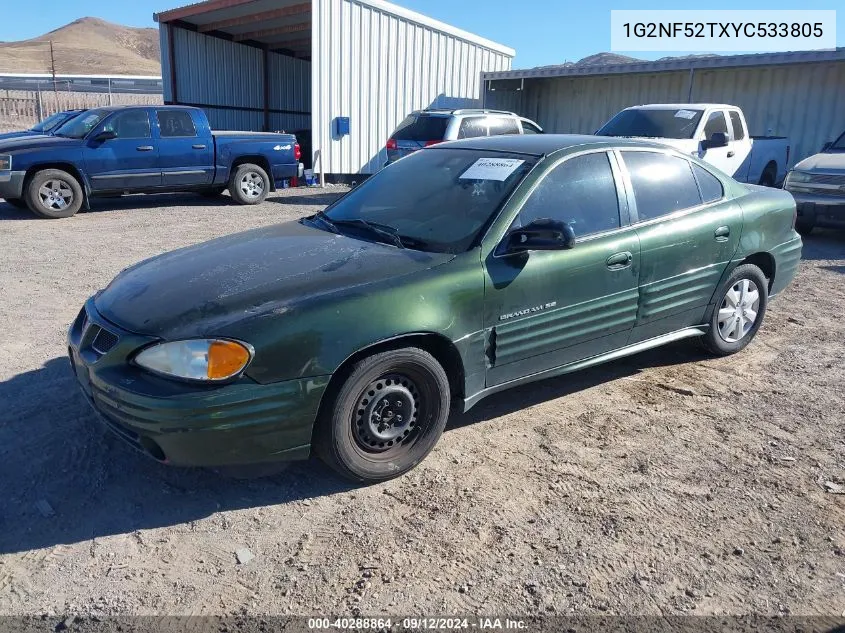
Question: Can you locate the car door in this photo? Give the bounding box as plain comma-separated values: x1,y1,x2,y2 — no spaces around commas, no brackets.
726,109,754,182
482,150,641,387
698,109,743,177
83,109,161,192
617,149,742,343
155,109,214,186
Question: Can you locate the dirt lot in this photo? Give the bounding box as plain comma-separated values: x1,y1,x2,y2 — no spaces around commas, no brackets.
0,188,843,619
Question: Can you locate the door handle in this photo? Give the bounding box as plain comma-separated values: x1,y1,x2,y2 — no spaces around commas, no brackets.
727,151,735,158
136,145,154,152
714,226,731,242
606,251,633,270
192,144,207,150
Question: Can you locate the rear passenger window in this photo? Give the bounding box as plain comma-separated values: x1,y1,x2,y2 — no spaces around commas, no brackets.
703,111,728,139
521,121,542,135
487,117,520,136
692,163,724,203
158,110,197,137
458,117,487,139
728,111,745,140
517,152,620,238
622,152,702,221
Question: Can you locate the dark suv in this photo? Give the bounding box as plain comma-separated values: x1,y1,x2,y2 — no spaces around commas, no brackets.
385,108,542,164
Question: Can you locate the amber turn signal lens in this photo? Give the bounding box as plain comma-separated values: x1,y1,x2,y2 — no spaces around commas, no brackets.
207,340,251,380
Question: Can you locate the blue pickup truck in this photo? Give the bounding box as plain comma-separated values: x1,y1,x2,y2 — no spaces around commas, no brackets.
0,105,303,218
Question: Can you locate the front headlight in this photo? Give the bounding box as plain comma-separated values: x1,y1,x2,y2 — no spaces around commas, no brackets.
0,155,11,171
134,339,253,381
786,170,812,184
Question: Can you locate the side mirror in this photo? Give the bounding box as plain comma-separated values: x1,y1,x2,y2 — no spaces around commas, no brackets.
822,141,833,152
504,218,576,254
93,129,117,142
701,132,728,150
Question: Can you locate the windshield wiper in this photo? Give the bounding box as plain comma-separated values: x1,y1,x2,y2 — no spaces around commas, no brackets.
308,210,340,233
331,218,405,249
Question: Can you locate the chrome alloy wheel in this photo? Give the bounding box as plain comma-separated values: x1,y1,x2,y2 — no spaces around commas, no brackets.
39,179,74,210
717,278,760,343
239,171,265,199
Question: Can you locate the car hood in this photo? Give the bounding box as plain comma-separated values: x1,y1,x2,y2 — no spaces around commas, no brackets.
794,152,845,174
0,130,40,141
95,220,455,338
0,135,82,153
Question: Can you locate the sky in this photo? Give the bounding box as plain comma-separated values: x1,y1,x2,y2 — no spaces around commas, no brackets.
0,0,842,69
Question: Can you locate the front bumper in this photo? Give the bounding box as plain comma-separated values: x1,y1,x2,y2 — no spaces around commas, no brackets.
785,189,845,228
67,298,330,467
0,170,26,200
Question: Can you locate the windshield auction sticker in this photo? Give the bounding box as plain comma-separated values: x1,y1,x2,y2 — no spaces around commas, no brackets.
460,158,525,181
610,10,836,52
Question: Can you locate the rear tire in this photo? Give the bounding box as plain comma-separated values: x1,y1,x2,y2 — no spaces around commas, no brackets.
758,165,777,187
3,198,28,209
228,163,269,205
315,347,451,483
25,169,83,218
795,220,814,236
701,264,768,357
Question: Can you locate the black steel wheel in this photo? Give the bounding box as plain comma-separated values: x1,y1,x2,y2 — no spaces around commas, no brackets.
315,347,450,483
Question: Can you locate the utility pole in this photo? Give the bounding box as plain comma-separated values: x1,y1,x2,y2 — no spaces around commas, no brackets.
49,40,58,99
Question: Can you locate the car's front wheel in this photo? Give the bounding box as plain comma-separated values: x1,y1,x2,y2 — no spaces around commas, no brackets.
702,263,769,356
315,347,451,483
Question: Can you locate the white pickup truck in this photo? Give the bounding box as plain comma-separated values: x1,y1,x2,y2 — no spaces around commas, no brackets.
596,104,790,186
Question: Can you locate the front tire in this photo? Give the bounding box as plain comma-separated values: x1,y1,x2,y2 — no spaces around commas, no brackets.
25,169,84,218
228,163,269,205
702,264,768,356
315,348,451,483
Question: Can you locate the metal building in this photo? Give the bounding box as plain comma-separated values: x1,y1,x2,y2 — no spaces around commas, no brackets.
483,48,845,166
154,0,514,178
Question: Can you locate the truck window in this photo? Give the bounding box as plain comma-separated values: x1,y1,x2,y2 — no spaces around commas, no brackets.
517,152,620,237
596,109,703,139
158,110,197,138
622,151,702,221
103,110,151,139
703,111,729,140
728,111,745,140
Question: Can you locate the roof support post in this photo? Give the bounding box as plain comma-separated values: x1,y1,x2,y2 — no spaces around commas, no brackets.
263,47,270,132
167,23,179,104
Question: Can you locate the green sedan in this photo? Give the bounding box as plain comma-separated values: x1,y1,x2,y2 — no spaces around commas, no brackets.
68,135,802,483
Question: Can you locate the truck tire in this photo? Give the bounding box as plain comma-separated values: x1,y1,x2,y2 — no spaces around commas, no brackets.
701,263,768,357
3,198,28,209
314,347,451,483
758,164,777,187
795,220,814,236
228,163,269,205
25,169,84,219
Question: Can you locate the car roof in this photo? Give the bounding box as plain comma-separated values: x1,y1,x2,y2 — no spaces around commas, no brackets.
624,103,737,110
433,133,674,156
414,108,517,117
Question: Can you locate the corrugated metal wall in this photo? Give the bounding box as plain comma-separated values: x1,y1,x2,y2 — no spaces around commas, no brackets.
312,0,512,175
486,60,845,166
161,24,311,132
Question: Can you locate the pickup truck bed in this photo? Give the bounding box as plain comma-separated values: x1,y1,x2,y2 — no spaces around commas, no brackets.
0,105,303,218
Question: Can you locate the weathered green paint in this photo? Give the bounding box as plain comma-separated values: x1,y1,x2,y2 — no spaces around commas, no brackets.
69,135,802,467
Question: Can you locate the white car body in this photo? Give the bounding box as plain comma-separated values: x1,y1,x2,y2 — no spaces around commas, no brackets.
597,104,790,186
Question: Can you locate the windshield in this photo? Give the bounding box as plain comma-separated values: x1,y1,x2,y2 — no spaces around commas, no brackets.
315,148,536,253
597,108,703,139
53,109,111,139
830,130,845,150
391,114,450,141
31,111,75,134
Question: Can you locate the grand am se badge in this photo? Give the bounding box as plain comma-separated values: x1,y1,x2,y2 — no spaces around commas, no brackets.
499,302,558,321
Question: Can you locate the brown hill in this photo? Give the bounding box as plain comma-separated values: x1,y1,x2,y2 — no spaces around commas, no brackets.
0,17,160,76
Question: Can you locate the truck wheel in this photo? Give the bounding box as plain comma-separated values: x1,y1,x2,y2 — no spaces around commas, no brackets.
3,198,28,209
795,220,814,236
701,264,768,357
229,163,269,205
758,164,777,187
315,347,451,483
25,169,83,218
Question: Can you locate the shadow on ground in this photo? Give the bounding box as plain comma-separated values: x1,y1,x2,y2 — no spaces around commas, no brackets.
0,341,700,555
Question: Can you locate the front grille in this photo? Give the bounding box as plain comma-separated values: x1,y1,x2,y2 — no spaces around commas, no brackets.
91,327,119,354
807,173,845,186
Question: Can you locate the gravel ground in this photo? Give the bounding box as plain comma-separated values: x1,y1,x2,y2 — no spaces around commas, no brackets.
0,188,843,619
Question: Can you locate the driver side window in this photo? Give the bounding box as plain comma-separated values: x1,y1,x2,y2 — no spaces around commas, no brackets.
102,110,151,139
516,152,621,238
